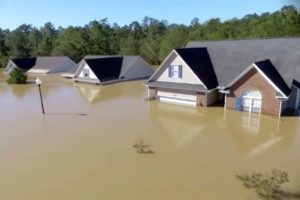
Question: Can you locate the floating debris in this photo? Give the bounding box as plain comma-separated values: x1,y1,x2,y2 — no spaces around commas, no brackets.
133,139,154,154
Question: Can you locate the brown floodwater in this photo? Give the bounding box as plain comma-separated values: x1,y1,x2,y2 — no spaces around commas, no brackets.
0,71,299,200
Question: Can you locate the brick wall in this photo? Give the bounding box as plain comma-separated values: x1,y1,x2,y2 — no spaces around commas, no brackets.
226,68,281,116
148,87,157,99
197,92,207,106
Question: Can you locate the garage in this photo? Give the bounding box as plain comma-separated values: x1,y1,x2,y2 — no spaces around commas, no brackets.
157,91,197,106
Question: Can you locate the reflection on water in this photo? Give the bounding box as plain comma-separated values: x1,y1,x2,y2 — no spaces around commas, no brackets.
76,84,124,104
0,72,299,199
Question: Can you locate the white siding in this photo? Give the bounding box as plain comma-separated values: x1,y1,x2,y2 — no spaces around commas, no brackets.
156,53,204,85
5,60,16,72
78,63,98,80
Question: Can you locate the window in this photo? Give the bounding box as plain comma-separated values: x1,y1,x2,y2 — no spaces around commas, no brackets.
168,65,182,78
242,90,262,113
83,68,89,78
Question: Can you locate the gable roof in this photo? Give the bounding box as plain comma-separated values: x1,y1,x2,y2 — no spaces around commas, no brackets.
254,60,292,97
228,59,292,97
186,38,300,87
33,56,75,71
11,57,36,71
174,48,218,90
75,55,153,83
8,56,75,73
84,57,123,82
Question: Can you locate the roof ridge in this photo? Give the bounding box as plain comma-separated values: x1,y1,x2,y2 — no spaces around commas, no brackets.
188,36,300,43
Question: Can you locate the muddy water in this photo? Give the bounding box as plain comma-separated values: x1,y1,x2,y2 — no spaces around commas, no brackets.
0,71,299,200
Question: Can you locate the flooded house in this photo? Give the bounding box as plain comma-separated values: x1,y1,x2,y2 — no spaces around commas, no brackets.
147,38,300,117
5,56,76,74
146,48,219,107
188,38,300,117
73,55,154,85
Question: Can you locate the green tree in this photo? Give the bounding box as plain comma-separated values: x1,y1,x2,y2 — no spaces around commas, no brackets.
6,68,28,84
0,28,10,67
120,21,144,55
140,17,167,65
37,22,57,55
159,25,188,61
5,24,33,57
53,26,89,62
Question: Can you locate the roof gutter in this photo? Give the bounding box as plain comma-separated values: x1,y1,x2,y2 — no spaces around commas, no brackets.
218,86,230,94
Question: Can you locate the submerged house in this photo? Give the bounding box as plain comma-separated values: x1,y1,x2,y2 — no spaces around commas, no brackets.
73,55,154,85
61,64,79,78
146,48,219,106
187,38,300,117
5,56,76,74
147,38,300,117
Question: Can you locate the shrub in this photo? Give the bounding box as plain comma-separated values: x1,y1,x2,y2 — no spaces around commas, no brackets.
236,169,289,200
6,68,27,84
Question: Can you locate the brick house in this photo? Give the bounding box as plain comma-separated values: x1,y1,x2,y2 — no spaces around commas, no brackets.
173,38,300,117
146,38,299,117
146,48,219,107
223,60,292,116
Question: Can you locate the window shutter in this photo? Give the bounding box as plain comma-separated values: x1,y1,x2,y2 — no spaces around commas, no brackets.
168,65,172,77
179,65,183,78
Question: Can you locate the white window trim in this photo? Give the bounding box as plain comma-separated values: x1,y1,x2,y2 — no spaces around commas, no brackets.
170,65,180,78
242,91,262,114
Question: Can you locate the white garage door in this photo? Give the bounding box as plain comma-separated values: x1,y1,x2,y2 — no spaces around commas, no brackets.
157,91,197,106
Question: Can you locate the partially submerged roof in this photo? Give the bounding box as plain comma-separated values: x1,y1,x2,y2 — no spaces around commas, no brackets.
32,56,76,72
9,56,75,73
11,57,36,71
186,38,300,87
75,55,153,84
85,57,123,82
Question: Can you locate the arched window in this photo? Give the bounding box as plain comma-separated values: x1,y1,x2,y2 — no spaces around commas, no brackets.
242,90,262,113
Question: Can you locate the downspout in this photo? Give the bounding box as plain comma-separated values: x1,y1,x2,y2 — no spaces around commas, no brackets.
278,100,282,118
224,94,227,109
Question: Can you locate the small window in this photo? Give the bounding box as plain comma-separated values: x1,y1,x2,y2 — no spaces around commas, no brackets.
83,68,89,78
168,65,182,78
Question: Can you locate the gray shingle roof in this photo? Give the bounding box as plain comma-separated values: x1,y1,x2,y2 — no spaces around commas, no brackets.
33,56,75,71
187,38,300,87
74,55,153,83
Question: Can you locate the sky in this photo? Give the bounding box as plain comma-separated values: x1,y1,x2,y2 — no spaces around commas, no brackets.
0,0,299,30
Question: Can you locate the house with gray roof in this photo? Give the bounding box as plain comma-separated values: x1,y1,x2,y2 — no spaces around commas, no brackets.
73,55,154,85
5,56,76,74
146,48,219,107
186,37,300,116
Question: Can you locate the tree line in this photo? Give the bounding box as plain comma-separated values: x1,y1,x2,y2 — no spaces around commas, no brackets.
0,5,299,67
